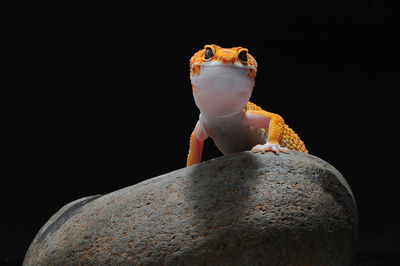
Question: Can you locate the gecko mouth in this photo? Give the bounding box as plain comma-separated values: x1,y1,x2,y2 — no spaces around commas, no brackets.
201,62,254,71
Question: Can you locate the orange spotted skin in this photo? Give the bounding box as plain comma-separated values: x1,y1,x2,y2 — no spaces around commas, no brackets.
190,44,258,80
244,102,308,153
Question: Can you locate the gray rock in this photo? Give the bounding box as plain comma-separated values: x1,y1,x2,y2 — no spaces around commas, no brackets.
24,151,358,265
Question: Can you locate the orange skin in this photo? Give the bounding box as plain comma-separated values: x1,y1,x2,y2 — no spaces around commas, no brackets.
187,45,307,167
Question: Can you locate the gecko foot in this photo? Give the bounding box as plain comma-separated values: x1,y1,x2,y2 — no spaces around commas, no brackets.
251,143,290,155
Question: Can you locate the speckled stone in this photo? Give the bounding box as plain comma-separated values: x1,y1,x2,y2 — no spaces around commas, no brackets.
24,151,358,265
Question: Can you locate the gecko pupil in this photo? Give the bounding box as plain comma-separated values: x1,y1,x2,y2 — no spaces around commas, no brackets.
239,50,248,63
204,48,213,60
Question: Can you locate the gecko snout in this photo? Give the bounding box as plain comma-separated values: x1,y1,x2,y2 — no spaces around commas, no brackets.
219,51,236,64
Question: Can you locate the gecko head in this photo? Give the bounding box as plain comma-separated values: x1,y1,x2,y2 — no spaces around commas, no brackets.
190,44,258,117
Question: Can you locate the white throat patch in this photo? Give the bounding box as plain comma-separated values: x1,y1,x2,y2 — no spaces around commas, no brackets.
191,62,255,117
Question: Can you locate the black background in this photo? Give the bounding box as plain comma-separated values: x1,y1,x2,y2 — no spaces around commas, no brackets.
3,0,399,264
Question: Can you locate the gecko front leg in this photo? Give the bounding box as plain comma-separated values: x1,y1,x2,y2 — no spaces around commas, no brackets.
244,109,290,154
187,120,208,167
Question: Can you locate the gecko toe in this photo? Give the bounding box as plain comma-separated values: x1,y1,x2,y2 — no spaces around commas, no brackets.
251,144,264,153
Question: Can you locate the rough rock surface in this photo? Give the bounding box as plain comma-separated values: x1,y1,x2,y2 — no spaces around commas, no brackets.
24,151,358,265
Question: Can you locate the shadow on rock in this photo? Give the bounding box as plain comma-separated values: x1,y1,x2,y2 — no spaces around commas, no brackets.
185,152,260,231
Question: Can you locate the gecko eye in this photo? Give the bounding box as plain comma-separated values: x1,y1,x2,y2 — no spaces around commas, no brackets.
204,47,214,61
238,49,248,63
